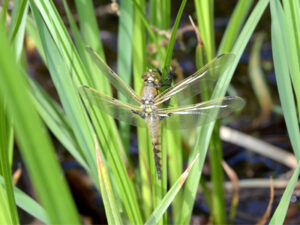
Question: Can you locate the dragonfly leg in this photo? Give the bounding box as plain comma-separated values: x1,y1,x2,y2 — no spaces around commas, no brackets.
159,112,173,120
156,67,162,76
131,110,145,119
159,67,174,87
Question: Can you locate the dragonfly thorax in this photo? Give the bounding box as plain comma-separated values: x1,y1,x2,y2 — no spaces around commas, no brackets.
142,69,160,86
141,104,158,116
140,69,161,105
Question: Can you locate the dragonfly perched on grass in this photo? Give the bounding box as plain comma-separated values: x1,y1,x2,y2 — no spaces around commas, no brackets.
79,47,245,179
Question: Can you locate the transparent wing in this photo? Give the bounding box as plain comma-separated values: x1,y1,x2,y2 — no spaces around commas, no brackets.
86,47,141,106
157,96,245,129
154,54,235,106
79,85,146,127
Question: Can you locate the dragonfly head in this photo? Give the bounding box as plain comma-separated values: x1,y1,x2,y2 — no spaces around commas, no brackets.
142,69,160,85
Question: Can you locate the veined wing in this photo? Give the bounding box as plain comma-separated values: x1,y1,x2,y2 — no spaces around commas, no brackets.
86,47,141,106
157,96,245,129
79,85,146,127
154,54,235,106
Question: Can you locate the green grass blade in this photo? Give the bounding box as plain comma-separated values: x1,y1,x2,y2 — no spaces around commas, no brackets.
0,182,13,224
194,2,225,223
9,0,29,59
209,127,226,224
117,0,134,150
218,0,254,53
132,0,153,220
118,0,134,87
0,0,9,26
9,0,28,44
0,22,80,224
282,0,300,118
28,78,89,171
269,163,300,224
145,154,199,225
178,0,270,223
30,0,98,181
30,1,143,223
95,136,123,225
26,15,89,170
74,0,104,55
270,0,300,160
149,0,170,29
131,0,163,58
0,101,19,225
194,0,215,60
156,2,187,220
162,0,187,69
148,1,171,224
0,176,49,223
26,16,44,58
194,4,226,222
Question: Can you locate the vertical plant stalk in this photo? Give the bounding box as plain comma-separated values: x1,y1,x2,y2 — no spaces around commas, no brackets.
270,0,300,160
95,135,123,225
209,125,226,224
132,0,152,220
117,0,134,151
0,20,80,224
0,101,19,225
194,2,226,223
178,0,270,223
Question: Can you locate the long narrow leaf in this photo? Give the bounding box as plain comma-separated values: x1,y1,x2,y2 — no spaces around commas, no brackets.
117,0,134,150
178,0,270,223
0,182,12,224
269,163,300,224
0,21,80,224
30,1,143,223
0,176,49,223
28,78,89,171
270,0,300,160
0,101,19,225
282,0,300,118
30,0,98,181
218,0,254,53
95,136,123,225
145,154,199,225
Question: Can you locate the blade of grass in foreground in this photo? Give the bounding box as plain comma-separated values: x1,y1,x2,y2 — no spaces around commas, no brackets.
145,154,199,225
132,0,153,220
0,182,12,224
218,0,254,53
95,136,123,225
0,101,19,225
0,176,49,223
282,0,300,118
194,2,225,223
269,163,300,224
117,0,134,151
0,0,8,26
30,1,143,223
178,0,270,223
9,0,28,59
194,0,215,60
162,0,187,70
0,22,80,224
74,0,104,56
270,0,300,160
28,78,89,171
30,0,98,181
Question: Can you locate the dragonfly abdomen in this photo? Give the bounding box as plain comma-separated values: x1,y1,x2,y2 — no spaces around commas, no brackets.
145,114,162,179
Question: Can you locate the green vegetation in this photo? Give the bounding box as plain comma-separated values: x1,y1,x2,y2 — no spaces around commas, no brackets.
0,0,299,224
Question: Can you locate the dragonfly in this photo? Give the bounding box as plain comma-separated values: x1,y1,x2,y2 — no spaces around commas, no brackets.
79,47,245,179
